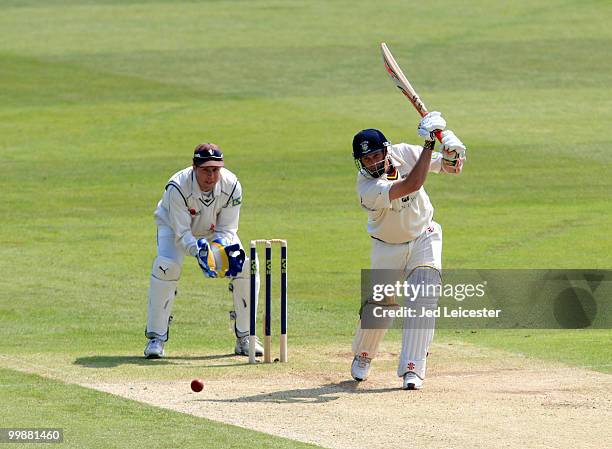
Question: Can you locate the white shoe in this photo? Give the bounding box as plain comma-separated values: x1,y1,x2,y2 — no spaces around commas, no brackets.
235,335,263,356
144,338,165,359
351,354,372,381
402,371,424,390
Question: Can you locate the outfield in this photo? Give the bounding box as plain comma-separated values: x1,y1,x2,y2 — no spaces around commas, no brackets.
1,1,611,448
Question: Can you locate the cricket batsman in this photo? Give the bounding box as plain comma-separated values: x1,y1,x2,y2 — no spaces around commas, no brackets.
143,143,263,358
350,112,466,389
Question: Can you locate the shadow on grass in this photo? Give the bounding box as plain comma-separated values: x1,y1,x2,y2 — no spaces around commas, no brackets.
73,353,249,368
199,381,399,404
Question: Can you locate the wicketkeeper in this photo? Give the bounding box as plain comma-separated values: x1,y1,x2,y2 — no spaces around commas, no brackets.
143,143,263,358
350,112,466,389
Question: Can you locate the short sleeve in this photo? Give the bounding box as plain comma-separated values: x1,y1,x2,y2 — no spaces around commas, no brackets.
358,178,392,211
429,151,443,173
395,142,441,173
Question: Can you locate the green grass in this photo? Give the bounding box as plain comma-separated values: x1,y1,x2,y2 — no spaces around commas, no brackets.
444,329,612,372
1,0,611,447
0,368,322,449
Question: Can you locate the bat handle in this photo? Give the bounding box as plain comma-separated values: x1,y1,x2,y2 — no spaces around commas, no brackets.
434,130,444,144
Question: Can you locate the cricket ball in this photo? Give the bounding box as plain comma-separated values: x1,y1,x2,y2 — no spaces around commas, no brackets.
190,379,204,392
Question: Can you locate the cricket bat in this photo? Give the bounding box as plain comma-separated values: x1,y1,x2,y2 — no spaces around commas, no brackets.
380,42,443,143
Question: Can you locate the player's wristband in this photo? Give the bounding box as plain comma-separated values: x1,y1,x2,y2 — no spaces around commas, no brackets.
423,140,435,151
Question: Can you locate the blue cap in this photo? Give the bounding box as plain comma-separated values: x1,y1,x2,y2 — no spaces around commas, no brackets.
193,143,224,167
352,129,390,160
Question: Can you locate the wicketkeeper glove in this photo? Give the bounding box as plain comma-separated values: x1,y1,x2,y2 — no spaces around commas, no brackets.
196,238,217,278
196,238,246,278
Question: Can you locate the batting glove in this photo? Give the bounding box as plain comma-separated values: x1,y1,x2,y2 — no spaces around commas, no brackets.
439,130,465,153
417,111,446,141
439,130,466,174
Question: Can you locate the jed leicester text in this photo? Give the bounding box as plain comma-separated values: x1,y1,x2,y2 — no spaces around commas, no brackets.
373,306,502,319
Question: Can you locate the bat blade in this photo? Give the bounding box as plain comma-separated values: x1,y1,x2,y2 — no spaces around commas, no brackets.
380,42,442,142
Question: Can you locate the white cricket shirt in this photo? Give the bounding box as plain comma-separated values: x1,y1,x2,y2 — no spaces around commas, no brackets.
154,167,242,256
357,143,442,244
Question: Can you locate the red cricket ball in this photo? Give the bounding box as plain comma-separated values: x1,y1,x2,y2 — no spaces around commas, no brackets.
190,379,204,392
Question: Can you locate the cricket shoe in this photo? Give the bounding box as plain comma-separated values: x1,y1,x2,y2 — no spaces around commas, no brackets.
235,335,263,357
144,338,165,359
402,371,424,390
351,354,372,381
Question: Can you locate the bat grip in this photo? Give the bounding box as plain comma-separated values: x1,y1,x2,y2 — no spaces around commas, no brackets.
434,130,444,144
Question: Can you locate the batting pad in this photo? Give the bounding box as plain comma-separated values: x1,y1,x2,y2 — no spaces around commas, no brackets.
398,266,441,377
146,256,180,340
352,318,390,358
229,256,259,337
